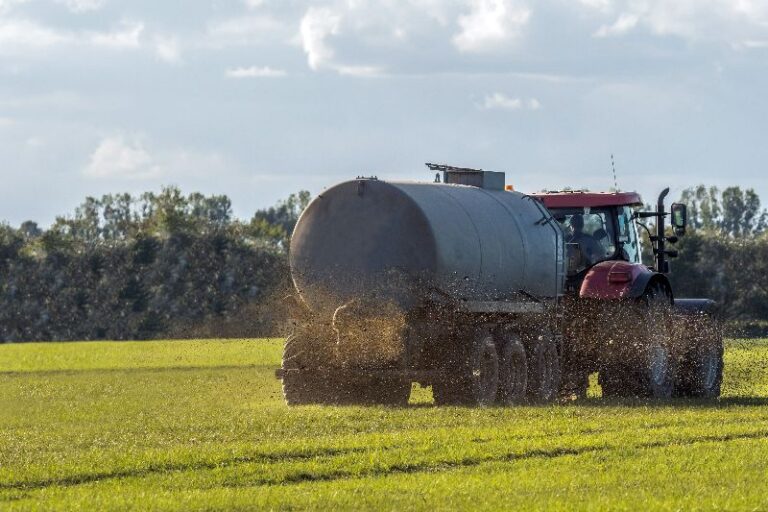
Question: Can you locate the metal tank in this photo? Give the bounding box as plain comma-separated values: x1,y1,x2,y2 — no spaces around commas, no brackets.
290,172,565,314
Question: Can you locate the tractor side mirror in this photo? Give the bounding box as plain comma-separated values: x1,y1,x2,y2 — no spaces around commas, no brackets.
671,203,687,236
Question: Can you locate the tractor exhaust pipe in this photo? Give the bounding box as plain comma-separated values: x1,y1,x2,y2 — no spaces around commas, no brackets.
656,187,670,274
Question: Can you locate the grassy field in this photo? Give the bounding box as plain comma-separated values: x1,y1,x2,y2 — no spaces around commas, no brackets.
1,339,768,511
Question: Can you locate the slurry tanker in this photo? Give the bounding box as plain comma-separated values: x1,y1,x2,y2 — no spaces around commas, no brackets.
276,165,722,406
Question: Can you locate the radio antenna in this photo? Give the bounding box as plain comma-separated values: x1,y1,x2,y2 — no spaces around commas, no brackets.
611,154,619,191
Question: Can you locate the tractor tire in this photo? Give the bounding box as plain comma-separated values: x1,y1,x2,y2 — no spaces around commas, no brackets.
497,332,528,405
281,334,338,405
433,328,499,406
675,315,723,398
526,333,561,403
635,283,676,398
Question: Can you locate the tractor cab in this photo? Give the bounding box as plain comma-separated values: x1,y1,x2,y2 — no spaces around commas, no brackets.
530,191,644,278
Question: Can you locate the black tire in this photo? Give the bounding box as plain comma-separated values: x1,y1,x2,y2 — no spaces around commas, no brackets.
282,334,337,405
598,284,676,399
675,315,723,398
497,332,528,405
433,328,499,406
638,283,676,398
526,332,561,403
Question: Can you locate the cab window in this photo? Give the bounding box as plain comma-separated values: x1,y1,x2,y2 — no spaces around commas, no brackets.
617,206,641,264
550,207,617,267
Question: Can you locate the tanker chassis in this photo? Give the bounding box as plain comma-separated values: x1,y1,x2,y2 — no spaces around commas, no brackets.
277,166,722,405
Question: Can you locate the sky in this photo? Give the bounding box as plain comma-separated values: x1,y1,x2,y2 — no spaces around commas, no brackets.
2,0,768,226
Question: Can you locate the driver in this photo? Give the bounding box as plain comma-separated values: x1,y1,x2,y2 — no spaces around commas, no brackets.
569,214,601,264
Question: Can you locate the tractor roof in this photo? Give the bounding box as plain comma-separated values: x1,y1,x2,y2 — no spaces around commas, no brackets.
530,190,643,209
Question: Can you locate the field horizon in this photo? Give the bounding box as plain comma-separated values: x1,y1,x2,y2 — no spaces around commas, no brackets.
2,338,767,510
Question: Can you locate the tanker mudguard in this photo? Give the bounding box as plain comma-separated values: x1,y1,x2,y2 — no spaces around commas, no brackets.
580,260,670,300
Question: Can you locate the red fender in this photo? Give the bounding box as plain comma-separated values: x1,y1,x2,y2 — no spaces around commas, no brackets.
579,261,657,300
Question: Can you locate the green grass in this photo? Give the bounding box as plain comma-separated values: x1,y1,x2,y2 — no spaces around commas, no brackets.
1,338,767,511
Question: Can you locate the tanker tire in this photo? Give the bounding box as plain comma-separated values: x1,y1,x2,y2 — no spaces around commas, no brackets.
433,329,499,407
281,334,337,405
675,316,723,398
497,333,528,405
526,333,561,403
636,283,676,399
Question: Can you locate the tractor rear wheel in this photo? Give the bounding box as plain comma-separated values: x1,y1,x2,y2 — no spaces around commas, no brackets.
526,333,561,403
497,332,528,405
599,284,676,399
433,328,499,406
635,283,676,398
675,315,723,398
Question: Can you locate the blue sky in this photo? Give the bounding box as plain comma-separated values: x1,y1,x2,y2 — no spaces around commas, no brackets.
2,0,768,226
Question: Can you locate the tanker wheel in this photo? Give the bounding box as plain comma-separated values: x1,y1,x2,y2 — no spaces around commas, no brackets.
281,334,337,405
433,328,499,407
675,315,723,398
497,332,528,405
635,283,676,399
526,333,561,403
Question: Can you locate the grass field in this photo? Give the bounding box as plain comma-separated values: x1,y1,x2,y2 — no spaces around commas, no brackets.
2,338,768,511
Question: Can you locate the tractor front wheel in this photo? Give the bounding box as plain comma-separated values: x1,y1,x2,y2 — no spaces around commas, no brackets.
675,315,723,398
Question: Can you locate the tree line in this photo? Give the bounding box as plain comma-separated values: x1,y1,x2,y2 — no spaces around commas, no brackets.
0,188,309,342
1,184,766,342
666,185,768,336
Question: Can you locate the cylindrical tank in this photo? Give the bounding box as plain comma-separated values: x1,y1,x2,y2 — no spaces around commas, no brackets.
290,178,564,313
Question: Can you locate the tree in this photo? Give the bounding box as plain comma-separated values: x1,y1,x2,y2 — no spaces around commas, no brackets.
679,185,766,237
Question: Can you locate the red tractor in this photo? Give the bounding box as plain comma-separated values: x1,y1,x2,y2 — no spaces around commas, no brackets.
279,165,722,405
532,188,722,400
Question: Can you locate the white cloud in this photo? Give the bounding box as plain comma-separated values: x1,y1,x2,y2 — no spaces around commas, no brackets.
0,18,69,48
89,21,143,49
480,92,541,111
0,18,145,52
83,135,234,181
453,0,531,53
297,6,385,76
299,7,341,71
206,15,284,47
0,116,13,127
154,35,180,63
583,1,768,41
0,0,29,15
594,12,639,37
56,0,105,13
84,135,159,179
225,65,286,78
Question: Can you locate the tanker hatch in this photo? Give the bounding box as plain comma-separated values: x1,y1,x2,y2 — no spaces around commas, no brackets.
425,162,505,190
